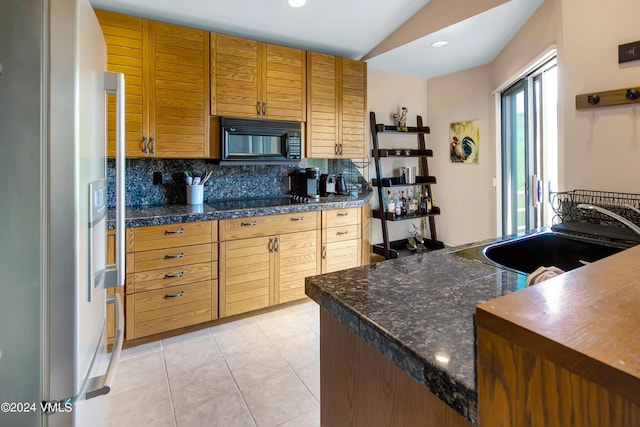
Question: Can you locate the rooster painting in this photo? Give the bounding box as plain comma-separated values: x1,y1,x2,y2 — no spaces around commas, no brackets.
449,120,480,163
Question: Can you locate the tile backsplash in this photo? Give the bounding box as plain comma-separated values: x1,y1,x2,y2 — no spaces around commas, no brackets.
107,158,369,208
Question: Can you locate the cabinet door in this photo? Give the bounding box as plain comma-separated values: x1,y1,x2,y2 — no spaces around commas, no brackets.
277,229,320,304
306,52,338,158
263,43,306,121
220,236,273,317
340,58,367,158
149,22,209,157
213,34,260,118
96,10,148,157
323,239,361,274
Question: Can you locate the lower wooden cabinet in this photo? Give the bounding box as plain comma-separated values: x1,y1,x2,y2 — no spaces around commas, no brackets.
219,212,321,317
118,205,370,338
125,221,218,340
322,207,362,273
106,229,125,346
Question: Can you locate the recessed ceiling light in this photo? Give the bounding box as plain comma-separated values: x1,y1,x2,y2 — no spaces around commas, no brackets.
288,0,306,7
431,40,449,48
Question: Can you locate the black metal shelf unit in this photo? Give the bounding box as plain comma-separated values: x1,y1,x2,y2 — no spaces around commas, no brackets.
370,111,444,259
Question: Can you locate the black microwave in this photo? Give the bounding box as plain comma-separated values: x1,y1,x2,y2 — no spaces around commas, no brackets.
211,116,302,165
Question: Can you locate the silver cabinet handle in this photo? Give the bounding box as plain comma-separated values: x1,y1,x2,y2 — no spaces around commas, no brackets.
322,245,327,259
274,236,279,252
339,144,343,155
148,137,155,154
141,136,148,153
336,212,349,217
165,290,185,299
289,216,304,221
268,237,274,252
164,228,185,235
164,272,185,279
262,102,267,116
104,71,126,289
241,221,257,227
335,143,339,155
164,252,184,259
336,230,349,236
256,101,262,116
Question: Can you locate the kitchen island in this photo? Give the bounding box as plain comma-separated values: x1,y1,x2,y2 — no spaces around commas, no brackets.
305,238,640,426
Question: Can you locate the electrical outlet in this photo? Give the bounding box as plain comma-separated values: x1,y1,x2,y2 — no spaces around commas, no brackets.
153,171,162,185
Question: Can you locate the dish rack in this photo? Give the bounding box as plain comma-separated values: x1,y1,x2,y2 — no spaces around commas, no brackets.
550,189,640,226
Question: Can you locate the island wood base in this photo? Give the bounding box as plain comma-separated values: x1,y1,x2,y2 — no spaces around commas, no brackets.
320,309,472,427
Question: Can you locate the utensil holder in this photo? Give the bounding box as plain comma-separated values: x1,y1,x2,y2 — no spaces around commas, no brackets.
186,185,203,205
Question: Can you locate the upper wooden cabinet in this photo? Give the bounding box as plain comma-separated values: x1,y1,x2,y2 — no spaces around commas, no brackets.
211,34,306,121
96,10,209,158
96,10,146,157
307,52,367,159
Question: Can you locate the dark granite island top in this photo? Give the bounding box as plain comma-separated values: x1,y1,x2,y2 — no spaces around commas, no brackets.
305,247,528,425
107,192,371,229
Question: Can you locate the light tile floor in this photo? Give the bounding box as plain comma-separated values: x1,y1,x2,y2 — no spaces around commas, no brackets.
107,299,320,427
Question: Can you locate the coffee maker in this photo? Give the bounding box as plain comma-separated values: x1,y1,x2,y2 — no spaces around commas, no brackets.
290,168,320,200
305,167,320,199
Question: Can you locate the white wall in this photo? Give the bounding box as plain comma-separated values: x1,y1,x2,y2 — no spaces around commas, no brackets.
367,69,429,245
561,0,640,192
426,65,496,246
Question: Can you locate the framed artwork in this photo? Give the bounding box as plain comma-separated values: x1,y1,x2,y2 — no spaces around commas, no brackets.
450,120,479,163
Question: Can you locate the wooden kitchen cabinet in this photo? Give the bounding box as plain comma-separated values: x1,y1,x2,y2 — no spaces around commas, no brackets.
211,33,306,121
106,229,125,346
322,207,362,273
307,52,367,159
125,221,218,340
96,10,209,158
219,212,320,317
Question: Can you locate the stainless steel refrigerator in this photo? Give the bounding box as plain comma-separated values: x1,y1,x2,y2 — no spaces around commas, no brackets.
0,0,126,426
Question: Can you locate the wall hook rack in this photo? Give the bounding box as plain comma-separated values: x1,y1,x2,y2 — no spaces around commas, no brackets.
576,86,640,109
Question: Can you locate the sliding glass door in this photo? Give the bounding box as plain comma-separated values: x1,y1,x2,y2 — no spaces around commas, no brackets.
501,58,557,235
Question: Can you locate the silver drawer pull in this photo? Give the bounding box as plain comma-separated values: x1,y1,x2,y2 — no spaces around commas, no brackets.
241,221,257,227
165,291,185,299
336,230,349,236
336,212,348,217
289,216,304,221
164,272,185,279
165,252,185,259
164,228,185,235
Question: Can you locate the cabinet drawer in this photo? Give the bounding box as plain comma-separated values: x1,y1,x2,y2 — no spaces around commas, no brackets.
133,221,214,252
222,211,318,240
133,243,214,272
323,224,360,244
323,208,360,228
131,262,212,293
133,280,212,338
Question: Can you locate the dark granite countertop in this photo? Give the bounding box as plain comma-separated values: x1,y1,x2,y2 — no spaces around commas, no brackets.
305,245,529,425
107,192,371,229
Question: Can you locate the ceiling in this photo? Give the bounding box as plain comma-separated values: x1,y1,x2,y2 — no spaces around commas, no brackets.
89,0,543,79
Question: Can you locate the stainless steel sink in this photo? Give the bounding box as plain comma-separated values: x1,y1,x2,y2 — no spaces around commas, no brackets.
452,230,631,274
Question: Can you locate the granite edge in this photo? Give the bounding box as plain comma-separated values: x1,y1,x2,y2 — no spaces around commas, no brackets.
107,194,371,229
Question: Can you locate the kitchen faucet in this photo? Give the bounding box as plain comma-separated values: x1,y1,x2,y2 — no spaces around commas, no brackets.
578,203,640,237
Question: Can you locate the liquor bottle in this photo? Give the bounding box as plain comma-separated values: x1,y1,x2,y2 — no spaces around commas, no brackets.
395,191,402,216
386,190,395,213
401,190,407,216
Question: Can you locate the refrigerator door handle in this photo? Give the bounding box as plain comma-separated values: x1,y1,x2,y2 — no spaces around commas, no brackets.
42,293,124,410
104,71,126,288
85,293,125,399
